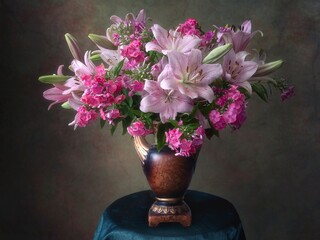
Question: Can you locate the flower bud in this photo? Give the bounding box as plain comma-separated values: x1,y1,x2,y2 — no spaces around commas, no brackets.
203,43,232,64
88,34,117,50
38,75,71,84
253,60,283,77
61,102,72,109
65,33,83,61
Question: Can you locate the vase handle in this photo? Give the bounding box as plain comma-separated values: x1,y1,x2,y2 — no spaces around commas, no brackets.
133,136,151,164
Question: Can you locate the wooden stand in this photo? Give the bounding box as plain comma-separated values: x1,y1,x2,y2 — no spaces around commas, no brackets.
148,200,191,227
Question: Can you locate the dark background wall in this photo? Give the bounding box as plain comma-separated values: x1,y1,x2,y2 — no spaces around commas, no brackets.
1,0,319,239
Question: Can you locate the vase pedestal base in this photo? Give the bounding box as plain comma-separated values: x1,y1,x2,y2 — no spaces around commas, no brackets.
148,200,191,227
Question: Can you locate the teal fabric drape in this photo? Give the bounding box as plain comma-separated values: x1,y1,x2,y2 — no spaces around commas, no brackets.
94,190,245,240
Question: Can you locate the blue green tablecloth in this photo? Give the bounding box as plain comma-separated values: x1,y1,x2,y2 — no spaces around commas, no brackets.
94,190,245,240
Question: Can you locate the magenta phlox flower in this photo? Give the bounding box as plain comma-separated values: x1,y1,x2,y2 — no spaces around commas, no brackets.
177,18,201,36
177,139,193,157
145,24,202,54
222,49,258,94
69,106,98,129
160,49,222,102
210,85,247,130
127,120,153,137
140,79,193,123
165,128,183,149
100,109,123,125
121,40,146,69
281,86,295,102
129,80,144,96
217,20,263,52
165,126,204,157
200,31,215,48
81,78,125,109
209,110,227,130
191,126,205,148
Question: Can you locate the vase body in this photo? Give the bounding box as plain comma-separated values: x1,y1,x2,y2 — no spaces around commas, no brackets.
133,137,199,227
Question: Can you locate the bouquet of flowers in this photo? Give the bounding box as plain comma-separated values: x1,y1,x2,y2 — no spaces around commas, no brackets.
39,9,293,157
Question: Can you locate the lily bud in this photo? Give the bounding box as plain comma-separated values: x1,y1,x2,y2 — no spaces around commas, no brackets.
90,53,102,61
61,102,72,109
38,75,71,84
253,60,284,77
65,33,83,61
203,43,232,64
88,34,117,50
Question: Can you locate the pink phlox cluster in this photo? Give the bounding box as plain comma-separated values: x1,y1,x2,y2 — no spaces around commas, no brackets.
209,85,247,130
120,75,144,96
165,126,205,157
121,40,146,69
100,108,123,125
165,128,183,149
281,86,295,102
200,31,215,47
80,64,106,87
177,18,201,36
73,106,98,128
127,120,153,137
81,79,124,109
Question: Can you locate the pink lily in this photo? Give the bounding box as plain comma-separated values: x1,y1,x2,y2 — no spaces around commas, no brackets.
107,9,148,45
218,20,263,53
145,24,202,54
110,9,147,28
222,49,258,94
140,79,193,123
160,49,222,102
100,49,124,68
43,65,83,110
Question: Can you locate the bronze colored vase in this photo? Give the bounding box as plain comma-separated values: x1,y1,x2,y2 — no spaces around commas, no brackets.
133,136,199,227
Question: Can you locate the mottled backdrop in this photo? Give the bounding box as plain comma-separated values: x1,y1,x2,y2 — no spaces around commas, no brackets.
1,0,319,239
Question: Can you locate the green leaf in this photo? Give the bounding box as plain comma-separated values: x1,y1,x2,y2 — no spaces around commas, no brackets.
205,127,219,139
131,109,142,117
169,120,178,128
110,124,118,135
252,83,269,102
112,60,124,77
148,51,159,63
189,104,198,119
100,119,106,128
156,123,167,152
38,75,71,84
122,117,132,135
127,96,133,107
202,43,232,64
